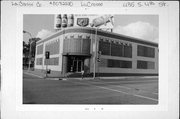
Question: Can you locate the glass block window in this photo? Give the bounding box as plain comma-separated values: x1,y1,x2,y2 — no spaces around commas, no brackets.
99,39,110,55
137,60,155,69
36,44,43,55
99,39,132,58
111,42,123,57
45,39,60,55
99,58,108,67
124,45,132,58
44,57,59,65
36,58,43,65
107,59,132,68
137,45,155,58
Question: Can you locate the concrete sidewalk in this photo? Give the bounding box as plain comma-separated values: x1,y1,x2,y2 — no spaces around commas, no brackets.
23,69,158,81
23,70,93,80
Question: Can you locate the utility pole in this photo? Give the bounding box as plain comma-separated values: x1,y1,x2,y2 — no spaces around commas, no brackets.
93,28,98,79
97,51,101,78
45,51,50,78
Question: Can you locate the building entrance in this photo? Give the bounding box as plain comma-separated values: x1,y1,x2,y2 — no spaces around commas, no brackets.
72,59,83,72
67,56,84,73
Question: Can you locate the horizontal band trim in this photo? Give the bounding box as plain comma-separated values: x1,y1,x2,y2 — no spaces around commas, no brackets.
37,28,158,47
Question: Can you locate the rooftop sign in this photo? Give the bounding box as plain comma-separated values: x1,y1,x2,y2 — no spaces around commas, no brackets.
54,14,114,31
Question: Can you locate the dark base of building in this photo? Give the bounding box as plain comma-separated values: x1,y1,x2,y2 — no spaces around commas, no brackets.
33,69,158,78
66,73,158,78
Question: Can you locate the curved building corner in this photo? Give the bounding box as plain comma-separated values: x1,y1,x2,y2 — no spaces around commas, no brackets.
34,27,159,78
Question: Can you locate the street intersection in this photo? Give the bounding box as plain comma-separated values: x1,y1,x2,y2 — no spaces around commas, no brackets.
23,72,158,104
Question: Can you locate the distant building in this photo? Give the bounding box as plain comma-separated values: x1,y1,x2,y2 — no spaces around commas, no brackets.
35,27,158,77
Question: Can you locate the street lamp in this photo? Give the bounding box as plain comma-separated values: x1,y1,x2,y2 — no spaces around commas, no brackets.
23,30,32,38
23,30,32,71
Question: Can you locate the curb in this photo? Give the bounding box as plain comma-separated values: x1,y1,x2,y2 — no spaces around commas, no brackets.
24,71,158,81
100,76,158,79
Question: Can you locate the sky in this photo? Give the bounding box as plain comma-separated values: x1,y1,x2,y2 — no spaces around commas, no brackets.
23,14,54,43
23,14,158,43
113,15,158,43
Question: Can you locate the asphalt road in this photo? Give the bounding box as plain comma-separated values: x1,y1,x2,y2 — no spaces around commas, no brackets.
23,73,158,104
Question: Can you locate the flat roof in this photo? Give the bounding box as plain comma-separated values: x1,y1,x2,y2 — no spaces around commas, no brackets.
37,27,158,47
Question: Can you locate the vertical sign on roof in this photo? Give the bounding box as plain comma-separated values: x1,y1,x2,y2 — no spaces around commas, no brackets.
54,14,62,30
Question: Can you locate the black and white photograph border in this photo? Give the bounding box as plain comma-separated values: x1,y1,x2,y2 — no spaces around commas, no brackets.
17,7,167,111
15,6,169,112
1,1,179,118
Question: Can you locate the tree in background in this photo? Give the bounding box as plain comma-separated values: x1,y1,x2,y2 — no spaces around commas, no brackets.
23,41,29,69
23,38,41,69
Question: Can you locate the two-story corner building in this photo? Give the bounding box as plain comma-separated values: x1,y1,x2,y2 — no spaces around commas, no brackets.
35,27,158,78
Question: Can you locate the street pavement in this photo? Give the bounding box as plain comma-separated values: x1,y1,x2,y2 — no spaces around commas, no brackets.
23,72,158,104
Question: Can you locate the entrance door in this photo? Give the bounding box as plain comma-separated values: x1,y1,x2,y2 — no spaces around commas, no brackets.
67,56,84,72
73,59,83,72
